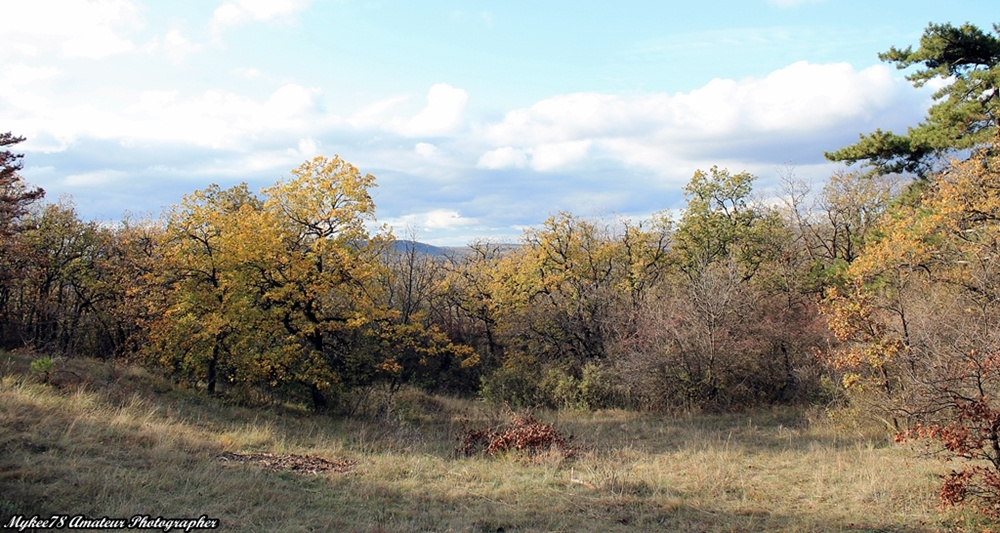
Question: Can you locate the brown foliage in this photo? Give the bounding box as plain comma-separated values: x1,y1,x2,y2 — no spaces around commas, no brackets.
458,407,575,458
897,395,1000,518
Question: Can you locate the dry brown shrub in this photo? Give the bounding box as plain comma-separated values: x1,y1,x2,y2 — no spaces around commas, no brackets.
457,406,575,458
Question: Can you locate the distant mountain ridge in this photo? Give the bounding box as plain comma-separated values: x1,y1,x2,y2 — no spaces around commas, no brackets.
387,240,472,258
387,240,519,258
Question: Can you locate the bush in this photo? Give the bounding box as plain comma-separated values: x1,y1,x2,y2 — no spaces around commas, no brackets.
479,352,542,408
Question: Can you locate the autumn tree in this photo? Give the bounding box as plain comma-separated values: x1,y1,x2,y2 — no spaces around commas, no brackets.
146,183,270,394
255,156,393,408
455,212,678,409
781,169,901,293
826,22,1000,177
441,241,513,368
361,235,480,396
823,143,1000,515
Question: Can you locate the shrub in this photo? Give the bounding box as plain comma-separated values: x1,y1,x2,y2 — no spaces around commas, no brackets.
457,406,575,458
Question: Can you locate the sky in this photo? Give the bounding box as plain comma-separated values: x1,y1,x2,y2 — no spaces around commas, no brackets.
2,0,995,245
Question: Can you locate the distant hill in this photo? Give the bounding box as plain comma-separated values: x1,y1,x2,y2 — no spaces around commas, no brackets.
387,240,519,259
387,240,468,258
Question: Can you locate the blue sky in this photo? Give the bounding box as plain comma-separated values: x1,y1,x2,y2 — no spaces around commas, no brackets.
2,1,995,244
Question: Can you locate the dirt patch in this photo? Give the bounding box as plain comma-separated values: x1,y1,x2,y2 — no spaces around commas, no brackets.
219,451,356,475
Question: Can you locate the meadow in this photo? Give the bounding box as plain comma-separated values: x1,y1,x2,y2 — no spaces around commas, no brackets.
0,351,987,532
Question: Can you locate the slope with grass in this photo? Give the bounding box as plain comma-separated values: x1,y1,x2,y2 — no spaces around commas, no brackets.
0,350,987,532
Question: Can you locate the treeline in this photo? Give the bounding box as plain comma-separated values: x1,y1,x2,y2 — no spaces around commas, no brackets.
0,130,884,412
0,22,996,431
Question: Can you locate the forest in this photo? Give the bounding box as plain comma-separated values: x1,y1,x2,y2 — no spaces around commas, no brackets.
2,21,1000,524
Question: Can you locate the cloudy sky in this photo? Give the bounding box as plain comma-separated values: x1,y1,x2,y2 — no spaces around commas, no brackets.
2,1,993,245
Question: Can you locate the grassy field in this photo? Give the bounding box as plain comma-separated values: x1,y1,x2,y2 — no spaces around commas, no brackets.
0,351,991,532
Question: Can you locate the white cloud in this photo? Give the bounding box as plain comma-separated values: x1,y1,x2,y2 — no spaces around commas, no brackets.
529,141,592,172
0,0,142,59
394,84,469,137
387,209,478,232
485,92,637,146
265,84,322,119
415,142,438,158
346,84,468,137
2,82,327,153
212,0,311,31
295,137,319,158
0,64,61,118
1,64,61,86
479,62,914,172
117,83,323,149
477,146,528,169
144,29,202,63
425,209,477,229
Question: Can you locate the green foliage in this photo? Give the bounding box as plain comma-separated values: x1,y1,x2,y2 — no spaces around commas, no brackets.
826,22,1000,176
674,166,783,281
577,362,624,410
479,352,542,408
538,366,581,409
29,357,54,382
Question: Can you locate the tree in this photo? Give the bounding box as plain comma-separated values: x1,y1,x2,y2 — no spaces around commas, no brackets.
0,132,45,348
259,156,391,408
650,167,821,410
146,156,394,408
823,144,1000,516
826,22,1000,177
442,241,511,368
781,169,901,293
0,132,44,236
147,183,268,394
674,166,783,282
372,236,480,394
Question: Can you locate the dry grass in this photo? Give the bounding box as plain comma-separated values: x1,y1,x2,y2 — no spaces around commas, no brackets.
0,351,991,532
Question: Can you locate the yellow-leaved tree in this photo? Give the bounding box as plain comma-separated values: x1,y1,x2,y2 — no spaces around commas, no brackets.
148,155,482,409
823,141,1000,515
146,183,273,394
256,156,391,408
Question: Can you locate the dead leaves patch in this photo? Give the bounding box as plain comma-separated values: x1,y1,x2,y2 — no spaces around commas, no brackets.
458,409,576,458
219,451,356,475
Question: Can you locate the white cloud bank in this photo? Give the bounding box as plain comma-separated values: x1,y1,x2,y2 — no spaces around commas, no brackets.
0,0,143,59
6,57,930,244
351,84,469,137
478,61,911,172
